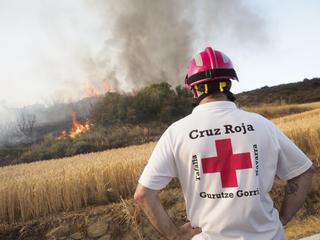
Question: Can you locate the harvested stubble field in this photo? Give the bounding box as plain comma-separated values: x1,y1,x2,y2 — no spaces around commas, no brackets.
0,102,320,239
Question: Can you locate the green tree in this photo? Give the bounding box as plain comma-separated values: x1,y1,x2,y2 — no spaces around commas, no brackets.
91,93,134,127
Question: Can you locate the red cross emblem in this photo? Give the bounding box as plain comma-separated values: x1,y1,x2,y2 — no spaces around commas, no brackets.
202,139,252,188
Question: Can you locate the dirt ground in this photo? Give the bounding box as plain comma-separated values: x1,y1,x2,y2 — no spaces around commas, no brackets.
0,188,319,240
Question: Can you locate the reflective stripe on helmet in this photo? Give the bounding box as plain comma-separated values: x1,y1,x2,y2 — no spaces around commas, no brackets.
219,81,227,92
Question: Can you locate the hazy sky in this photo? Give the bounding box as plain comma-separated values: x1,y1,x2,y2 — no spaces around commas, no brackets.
0,0,319,108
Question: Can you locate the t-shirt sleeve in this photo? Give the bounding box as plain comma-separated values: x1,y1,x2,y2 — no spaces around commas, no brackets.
274,125,313,181
138,128,178,190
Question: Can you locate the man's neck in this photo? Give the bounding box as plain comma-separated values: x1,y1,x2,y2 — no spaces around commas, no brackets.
199,94,229,105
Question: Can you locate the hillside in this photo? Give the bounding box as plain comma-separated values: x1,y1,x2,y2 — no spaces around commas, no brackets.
236,78,320,106
1,79,319,167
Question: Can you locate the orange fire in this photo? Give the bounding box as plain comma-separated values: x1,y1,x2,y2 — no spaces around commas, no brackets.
103,80,112,93
85,86,100,97
69,112,92,138
84,81,113,98
58,111,92,139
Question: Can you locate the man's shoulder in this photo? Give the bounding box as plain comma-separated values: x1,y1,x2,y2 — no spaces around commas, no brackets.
169,113,193,130
237,108,271,123
236,109,280,138
161,114,193,139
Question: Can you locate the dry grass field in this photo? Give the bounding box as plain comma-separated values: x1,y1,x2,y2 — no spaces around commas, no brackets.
273,108,320,166
0,102,319,239
0,143,154,224
246,101,320,119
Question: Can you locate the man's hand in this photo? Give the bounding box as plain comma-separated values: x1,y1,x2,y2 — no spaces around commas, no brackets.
134,184,202,240
171,222,202,240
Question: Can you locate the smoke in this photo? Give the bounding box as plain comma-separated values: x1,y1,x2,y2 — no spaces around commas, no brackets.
0,0,269,144
194,1,267,47
98,0,268,90
39,0,267,97
101,0,192,89
0,0,268,120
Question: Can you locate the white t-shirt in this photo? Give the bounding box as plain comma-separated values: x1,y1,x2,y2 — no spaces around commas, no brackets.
139,101,312,240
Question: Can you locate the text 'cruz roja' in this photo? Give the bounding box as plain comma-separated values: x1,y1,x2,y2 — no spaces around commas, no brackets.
189,123,255,140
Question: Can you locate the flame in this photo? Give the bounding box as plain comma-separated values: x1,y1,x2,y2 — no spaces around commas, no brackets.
85,86,99,97
58,111,92,139
103,80,112,93
84,81,113,97
69,112,91,138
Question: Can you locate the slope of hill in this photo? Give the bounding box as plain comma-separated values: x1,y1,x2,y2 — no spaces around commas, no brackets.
1,79,319,167
236,78,320,106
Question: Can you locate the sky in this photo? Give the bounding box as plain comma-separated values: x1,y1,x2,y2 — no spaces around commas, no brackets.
0,0,319,110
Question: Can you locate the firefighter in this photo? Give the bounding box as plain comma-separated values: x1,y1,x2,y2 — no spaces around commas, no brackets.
134,47,314,240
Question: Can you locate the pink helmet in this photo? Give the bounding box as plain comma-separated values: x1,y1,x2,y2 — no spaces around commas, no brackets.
185,47,238,89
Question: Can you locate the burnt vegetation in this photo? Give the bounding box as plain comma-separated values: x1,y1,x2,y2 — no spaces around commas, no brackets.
0,78,319,166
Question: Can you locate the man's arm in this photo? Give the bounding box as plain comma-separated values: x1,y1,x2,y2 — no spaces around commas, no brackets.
279,166,315,225
134,184,201,240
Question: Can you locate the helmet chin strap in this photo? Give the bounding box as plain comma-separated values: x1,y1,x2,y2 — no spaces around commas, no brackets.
224,89,236,102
